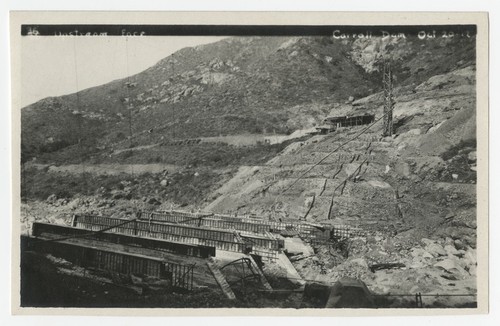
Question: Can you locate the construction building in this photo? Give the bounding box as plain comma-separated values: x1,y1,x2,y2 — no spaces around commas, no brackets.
315,113,375,134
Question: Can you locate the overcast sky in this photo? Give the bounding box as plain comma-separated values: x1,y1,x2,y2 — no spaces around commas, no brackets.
20,36,225,107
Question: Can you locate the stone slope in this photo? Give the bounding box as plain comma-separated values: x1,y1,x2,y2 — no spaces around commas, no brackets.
205,65,477,240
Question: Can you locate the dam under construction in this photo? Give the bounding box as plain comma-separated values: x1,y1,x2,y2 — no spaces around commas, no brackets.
22,209,366,303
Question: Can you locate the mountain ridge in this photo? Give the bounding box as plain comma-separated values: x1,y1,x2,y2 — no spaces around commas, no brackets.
21,35,475,164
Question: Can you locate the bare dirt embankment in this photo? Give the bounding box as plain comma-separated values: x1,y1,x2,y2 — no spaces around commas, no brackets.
205,66,476,222
201,66,477,305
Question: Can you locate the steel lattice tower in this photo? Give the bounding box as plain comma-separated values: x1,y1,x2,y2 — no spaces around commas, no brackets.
382,62,394,137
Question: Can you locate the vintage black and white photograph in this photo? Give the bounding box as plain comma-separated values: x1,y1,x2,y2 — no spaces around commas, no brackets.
11,12,488,312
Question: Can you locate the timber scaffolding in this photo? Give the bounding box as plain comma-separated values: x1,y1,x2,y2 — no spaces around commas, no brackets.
141,210,365,242
32,222,215,258
25,212,366,297
28,221,255,295
72,214,283,261
142,210,324,237
21,234,195,291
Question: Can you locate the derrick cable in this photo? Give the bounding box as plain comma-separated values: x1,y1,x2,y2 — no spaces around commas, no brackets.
273,83,397,209
269,98,395,223
277,114,386,197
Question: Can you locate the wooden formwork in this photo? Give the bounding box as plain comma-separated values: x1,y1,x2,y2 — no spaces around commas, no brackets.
22,235,195,291
141,211,366,248
329,225,365,239
164,261,195,291
73,214,284,261
73,214,248,253
32,222,216,258
142,210,270,234
142,211,284,251
145,210,326,240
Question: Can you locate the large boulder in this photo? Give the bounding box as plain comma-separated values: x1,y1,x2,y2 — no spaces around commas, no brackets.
444,244,460,256
147,198,161,205
467,151,477,163
284,237,315,257
46,194,57,204
410,247,434,259
325,278,375,308
434,258,469,279
463,248,477,267
425,243,447,257
468,264,477,276
349,258,369,269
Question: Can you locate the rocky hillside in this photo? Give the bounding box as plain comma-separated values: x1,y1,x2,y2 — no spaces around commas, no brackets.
21,34,478,305
200,62,477,303
205,64,476,231
21,35,475,164
21,35,477,227
21,33,478,243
